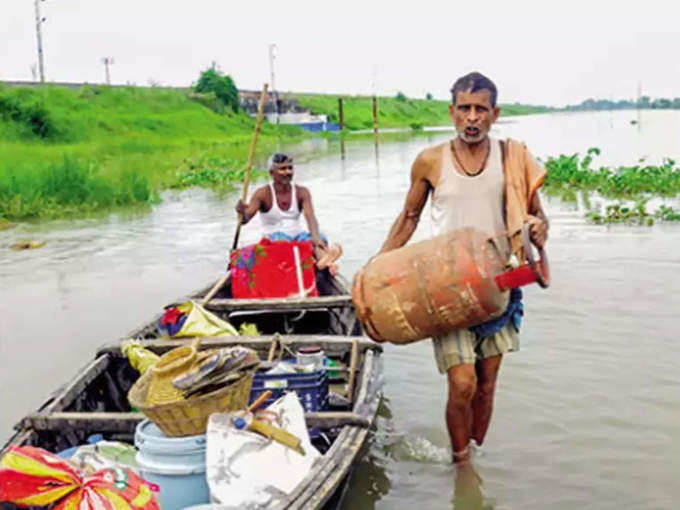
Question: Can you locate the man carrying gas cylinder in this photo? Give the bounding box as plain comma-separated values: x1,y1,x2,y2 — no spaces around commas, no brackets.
378,72,549,464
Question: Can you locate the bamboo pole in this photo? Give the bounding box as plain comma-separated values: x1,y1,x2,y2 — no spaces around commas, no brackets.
202,273,230,306
202,83,269,306
233,83,269,250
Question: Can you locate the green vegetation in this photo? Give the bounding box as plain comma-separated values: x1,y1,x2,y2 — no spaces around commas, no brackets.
1,156,157,219
543,149,680,224
586,201,680,225
193,67,240,113
0,84,304,220
171,155,267,189
586,201,655,226
567,96,680,111
292,93,551,131
543,149,680,198
0,84,555,222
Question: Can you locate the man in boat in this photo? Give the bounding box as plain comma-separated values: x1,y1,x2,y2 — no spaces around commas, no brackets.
235,152,342,274
378,72,549,464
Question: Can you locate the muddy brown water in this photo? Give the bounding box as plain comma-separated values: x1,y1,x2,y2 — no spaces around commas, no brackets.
1,110,679,509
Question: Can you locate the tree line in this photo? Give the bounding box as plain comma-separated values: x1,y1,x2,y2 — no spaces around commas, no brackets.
566,96,680,111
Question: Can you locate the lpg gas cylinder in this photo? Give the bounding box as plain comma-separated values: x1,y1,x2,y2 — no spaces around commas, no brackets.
352,227,511,344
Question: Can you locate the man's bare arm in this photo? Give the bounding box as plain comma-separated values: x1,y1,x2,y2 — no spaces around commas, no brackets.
379,154,433,254
299,187,325,247
235,188,264,225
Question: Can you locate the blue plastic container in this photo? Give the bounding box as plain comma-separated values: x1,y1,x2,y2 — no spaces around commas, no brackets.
134,420,209,510
249,368,329,413
249,366,329,438
56,434,103,458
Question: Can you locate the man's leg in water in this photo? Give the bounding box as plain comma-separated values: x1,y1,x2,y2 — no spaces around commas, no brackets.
446,363,477,463
471,354,503,446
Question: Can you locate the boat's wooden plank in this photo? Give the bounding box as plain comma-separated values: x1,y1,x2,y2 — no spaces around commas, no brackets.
298,427,369,509
21,412,142,433
295,354,380,508
307,412,370,429
2,428,36,452
205,295,353,312
38,355,111,415
120,274,351,341
275,427,354,509
288,351,381,508
353,349,376,415
286,427,365,510
276,350,381,509
20,411,371,433
97,335,381,357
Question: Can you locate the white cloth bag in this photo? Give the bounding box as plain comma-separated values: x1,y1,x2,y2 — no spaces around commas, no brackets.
206,392,321,508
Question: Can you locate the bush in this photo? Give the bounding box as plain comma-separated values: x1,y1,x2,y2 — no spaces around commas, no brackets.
426,92,433,100
194,67,239,113
395,91,407,102
0,156,156,219
0,90,57,139
186,91,225,114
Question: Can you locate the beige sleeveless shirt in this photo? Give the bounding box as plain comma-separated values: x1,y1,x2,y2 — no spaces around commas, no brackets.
430,138,509,259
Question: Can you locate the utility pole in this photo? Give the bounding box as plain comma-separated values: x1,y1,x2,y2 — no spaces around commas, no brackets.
269,43,280,123
268,43,277,93
101,57,114,85
34,0,46,83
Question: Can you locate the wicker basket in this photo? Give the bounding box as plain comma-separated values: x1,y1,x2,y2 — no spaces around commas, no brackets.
128,369,254,437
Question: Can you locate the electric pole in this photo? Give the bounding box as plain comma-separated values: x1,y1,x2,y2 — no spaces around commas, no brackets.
268,44,281,123
268,43,277,93
102,57,114,85
34,0,46,83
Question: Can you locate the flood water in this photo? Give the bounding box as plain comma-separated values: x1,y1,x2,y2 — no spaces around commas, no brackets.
2,110,679,509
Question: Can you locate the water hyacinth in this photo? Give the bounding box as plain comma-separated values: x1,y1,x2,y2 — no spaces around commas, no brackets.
543,148,680,198
542,148,680,225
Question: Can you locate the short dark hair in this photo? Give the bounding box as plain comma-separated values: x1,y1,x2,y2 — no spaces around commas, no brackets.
450,72,498,107
269,152,292,169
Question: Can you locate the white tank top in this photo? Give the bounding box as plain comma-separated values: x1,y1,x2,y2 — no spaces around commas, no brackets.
430,138,509,259
260,182,306,236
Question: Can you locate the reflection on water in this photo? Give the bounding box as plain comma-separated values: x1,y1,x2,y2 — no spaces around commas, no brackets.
3,110,680,509
453,463,485,510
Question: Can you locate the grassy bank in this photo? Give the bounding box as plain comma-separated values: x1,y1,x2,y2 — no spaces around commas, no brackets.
291,93,551,130
0,85,553,222
0,85,304,220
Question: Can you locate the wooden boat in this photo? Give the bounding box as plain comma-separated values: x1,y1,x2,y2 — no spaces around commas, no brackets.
1,272,383,510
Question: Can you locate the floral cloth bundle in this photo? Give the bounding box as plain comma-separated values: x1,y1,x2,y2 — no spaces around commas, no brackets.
230,238,318,299
0,446,159,510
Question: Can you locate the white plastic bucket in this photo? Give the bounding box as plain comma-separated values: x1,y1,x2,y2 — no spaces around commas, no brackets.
135,420,209,510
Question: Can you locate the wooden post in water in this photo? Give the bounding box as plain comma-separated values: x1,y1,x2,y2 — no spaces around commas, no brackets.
372,96,379,148
338,97,345,159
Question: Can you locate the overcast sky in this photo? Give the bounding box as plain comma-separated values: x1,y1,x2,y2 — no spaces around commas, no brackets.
3,0,680,107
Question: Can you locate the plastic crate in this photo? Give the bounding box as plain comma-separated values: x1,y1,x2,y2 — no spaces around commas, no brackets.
248,369,329,414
